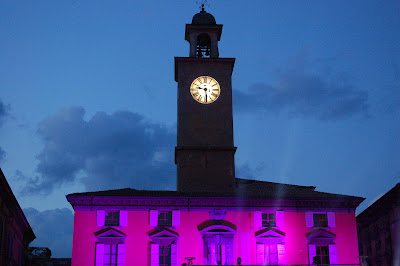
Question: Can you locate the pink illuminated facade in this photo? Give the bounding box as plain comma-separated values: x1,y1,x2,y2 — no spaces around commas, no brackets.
67,179,363,265
67,7,364,266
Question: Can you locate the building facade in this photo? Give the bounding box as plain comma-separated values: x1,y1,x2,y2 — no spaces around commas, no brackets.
0,168,36,266
67,7,364,266
357,183,400,266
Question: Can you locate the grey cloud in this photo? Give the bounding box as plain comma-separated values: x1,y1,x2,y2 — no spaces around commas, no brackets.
23,208,73,258
21,106,176,194
0,99,10,126
0,147,5,164
233,54,370,120
235,162,266,180
0,99,10,164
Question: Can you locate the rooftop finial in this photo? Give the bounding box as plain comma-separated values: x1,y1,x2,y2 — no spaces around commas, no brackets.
196,0,209,12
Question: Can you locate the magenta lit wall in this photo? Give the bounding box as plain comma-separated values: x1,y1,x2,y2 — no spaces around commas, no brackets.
332,211,360,264
284,211,309,264
71,209,360,265
71,210,97,266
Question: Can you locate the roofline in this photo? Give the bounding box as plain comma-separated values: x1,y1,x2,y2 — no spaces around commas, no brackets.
235,178,317,191
66,193,364,211
0,168,36,242
357,182,400,221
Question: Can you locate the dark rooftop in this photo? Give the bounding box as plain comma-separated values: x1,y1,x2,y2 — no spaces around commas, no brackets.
67,178,364,201
192,6,216,25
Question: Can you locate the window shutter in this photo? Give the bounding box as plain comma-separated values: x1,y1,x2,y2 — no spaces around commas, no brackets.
117,244,125,265
329,243,338,264
328,212,336,228
97,210,105,227
256,243,264,265
276,210,284,228
305,212,314,227
171,244,177,266
277,243,286,264
120,211,128,227
151,243,159,266
172,210,180,227
150,210,158,227
95,243,105,266
308,244,316,265
254,211,262,229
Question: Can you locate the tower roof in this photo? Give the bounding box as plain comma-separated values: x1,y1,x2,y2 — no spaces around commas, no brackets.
191,6,216,25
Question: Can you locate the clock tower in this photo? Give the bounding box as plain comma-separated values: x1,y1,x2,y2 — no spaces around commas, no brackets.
175,6,236,193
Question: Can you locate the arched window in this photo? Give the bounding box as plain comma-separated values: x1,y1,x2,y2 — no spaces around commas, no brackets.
198,220,237,265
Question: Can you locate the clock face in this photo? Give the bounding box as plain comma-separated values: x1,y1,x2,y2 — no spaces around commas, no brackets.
190,76,221,104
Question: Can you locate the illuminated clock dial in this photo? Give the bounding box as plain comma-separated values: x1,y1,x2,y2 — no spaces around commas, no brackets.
190,76,220,104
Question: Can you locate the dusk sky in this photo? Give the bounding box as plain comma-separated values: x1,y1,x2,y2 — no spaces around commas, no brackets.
1,0,399,258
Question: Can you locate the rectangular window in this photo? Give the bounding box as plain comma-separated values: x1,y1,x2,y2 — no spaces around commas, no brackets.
104,244,118,266
313,213,328,227
262,213,276,227
315,245,329,264
105,211,120,226
159,245,171,266
158,211,172,226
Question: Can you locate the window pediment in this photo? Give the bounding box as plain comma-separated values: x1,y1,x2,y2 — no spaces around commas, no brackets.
198,220,237,234
148,227,179,237
306,228,336,245
148,227,179,246
94,227,126,245
306,228,336,239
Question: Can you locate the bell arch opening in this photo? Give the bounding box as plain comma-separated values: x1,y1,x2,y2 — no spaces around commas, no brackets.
196,33,212,58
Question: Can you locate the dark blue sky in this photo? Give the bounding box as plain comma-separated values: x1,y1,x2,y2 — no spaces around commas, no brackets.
1,0,399,257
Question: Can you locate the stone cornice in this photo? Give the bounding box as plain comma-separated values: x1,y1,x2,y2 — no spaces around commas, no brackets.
66,194,361,212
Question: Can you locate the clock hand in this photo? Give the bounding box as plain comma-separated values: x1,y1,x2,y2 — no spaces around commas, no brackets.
203,87,208,102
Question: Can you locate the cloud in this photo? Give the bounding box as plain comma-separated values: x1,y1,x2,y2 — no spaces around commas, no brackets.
20,106,176,194
233,53,370,120
0,147,5,164
23,208,73,258
0,99,10,163
235,162,266,181
0,99,10,126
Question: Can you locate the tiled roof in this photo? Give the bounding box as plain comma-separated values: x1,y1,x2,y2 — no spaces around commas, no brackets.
67,178,364,201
